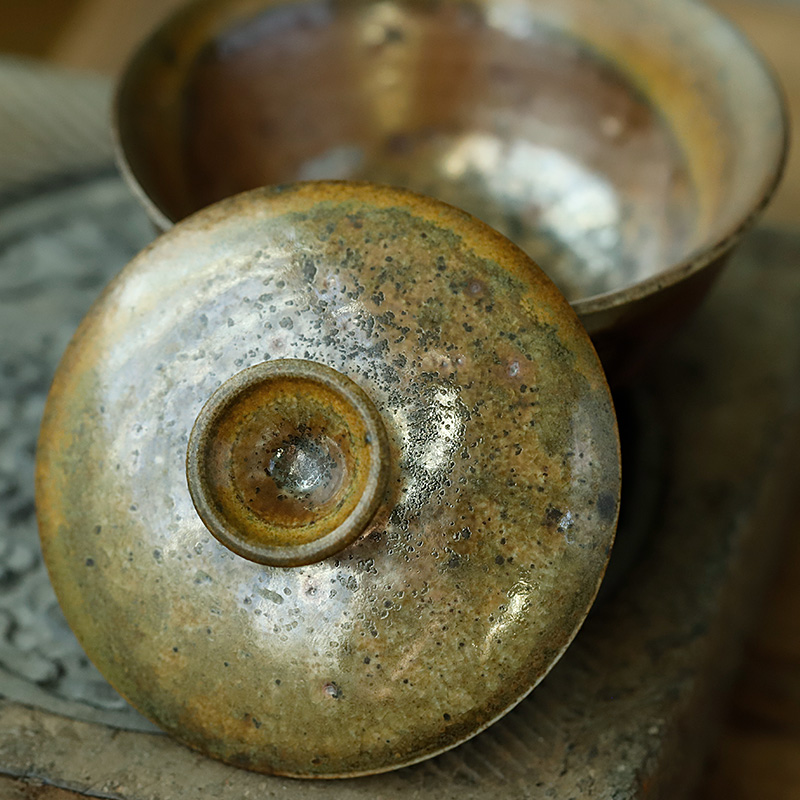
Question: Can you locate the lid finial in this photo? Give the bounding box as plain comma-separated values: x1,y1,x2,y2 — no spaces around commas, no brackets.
186,359,390,566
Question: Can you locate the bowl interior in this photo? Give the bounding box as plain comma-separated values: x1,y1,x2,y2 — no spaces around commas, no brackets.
116,0,786,304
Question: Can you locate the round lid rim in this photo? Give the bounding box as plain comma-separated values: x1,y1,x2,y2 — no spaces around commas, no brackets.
36,180,621,777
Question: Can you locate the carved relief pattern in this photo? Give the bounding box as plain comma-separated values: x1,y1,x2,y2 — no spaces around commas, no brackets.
0,176,157,730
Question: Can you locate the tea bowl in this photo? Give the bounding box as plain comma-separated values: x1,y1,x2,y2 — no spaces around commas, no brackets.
113,0,787,375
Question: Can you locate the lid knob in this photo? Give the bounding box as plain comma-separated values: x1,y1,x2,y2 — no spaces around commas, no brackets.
186,359,389,566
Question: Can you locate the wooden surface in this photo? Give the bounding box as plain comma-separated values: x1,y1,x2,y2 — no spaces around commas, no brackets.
699,2,800,797
0,776,80,799
2,1,799,798
697,501,800,799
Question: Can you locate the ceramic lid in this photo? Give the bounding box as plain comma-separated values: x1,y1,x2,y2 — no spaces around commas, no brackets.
36,182,620,777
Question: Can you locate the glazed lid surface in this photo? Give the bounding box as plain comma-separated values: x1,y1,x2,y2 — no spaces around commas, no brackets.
36,182,620,777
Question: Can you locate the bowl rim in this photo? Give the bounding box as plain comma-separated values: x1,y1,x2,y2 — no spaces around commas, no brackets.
111,0,791,319
572,3,790,318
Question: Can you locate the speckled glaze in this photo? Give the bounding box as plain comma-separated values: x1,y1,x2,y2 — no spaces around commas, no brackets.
114,0,788,378
36,182,620,777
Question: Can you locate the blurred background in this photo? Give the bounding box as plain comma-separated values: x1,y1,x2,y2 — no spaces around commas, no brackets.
1,0,800,797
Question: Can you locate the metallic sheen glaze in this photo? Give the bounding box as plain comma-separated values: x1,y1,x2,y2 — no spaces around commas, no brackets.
36,182,620,777
113,0,788,378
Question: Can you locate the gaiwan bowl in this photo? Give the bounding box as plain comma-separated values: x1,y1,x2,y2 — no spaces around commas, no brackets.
114,0,788,377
